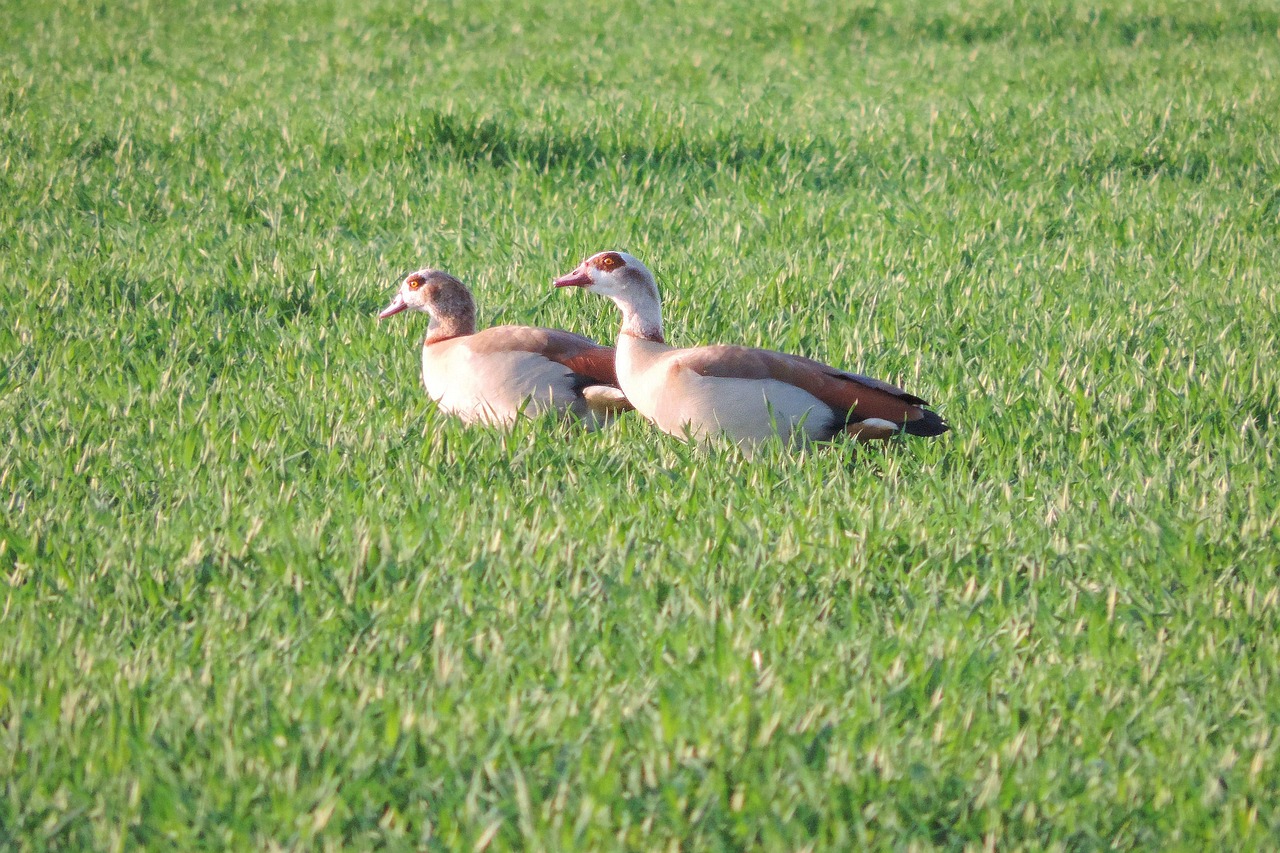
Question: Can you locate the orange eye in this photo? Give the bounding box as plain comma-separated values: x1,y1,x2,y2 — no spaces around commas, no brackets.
601,255,617,269
407,277,423,290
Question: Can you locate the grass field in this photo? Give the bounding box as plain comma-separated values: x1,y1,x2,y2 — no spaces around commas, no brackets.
3,0,1280,848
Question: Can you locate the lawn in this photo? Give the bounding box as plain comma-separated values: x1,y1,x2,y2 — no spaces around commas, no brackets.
2,0,1279,848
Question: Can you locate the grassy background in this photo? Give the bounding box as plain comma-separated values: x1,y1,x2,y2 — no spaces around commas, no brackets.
2,0,1279,848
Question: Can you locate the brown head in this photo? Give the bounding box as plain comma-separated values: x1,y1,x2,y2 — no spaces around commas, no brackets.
378,269,477,340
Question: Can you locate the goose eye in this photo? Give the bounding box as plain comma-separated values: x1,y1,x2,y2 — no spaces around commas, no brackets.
408,278,423,290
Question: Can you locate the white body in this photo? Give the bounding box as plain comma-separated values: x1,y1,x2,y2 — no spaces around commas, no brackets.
379,269,629,431
422,343,602,428
617,334,839,446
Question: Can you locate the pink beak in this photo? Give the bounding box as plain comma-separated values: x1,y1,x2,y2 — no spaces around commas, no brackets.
553,268,592,288
378,293,408,320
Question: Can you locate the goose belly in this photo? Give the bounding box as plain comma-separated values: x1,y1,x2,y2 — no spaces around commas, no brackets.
651,371,841,445
422,349,581,426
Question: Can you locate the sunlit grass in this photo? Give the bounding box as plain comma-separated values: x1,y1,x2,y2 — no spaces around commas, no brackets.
1,0,1278,848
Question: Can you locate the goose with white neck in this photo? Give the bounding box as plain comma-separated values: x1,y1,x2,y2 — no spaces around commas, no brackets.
379,268,630,429
553,251,949,446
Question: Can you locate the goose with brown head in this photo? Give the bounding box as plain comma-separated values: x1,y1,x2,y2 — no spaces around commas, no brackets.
379,268,631,429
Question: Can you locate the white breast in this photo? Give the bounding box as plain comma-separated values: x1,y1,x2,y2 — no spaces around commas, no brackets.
614,337,670,422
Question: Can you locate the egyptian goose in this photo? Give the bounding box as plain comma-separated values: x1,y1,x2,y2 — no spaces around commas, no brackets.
553,251,949,446
379,268,630,428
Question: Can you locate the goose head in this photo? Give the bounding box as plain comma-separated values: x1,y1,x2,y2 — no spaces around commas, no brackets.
554,251,664,342
378,269,477,334
553,251,659,301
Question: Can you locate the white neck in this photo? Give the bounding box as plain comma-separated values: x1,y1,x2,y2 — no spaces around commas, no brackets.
612,290,664,343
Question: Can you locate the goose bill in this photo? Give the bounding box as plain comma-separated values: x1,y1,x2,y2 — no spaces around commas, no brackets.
378,293,409,320
553,270,592,288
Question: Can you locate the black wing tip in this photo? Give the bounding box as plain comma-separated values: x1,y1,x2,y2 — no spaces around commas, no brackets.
566,372,598,395
903,409,950,437
567,371,622,395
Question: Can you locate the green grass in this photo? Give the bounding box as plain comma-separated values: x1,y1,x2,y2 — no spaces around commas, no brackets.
2,0,1279,848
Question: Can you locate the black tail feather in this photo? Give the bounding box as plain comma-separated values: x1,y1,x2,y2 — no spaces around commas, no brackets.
903,409,950,437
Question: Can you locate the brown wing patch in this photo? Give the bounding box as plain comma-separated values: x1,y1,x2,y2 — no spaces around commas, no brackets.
464,326,621,388
555,346,619,386
844,371,928,406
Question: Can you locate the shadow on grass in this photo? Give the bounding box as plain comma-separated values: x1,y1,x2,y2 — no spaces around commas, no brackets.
374,109,888,191
370,106,1273,195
